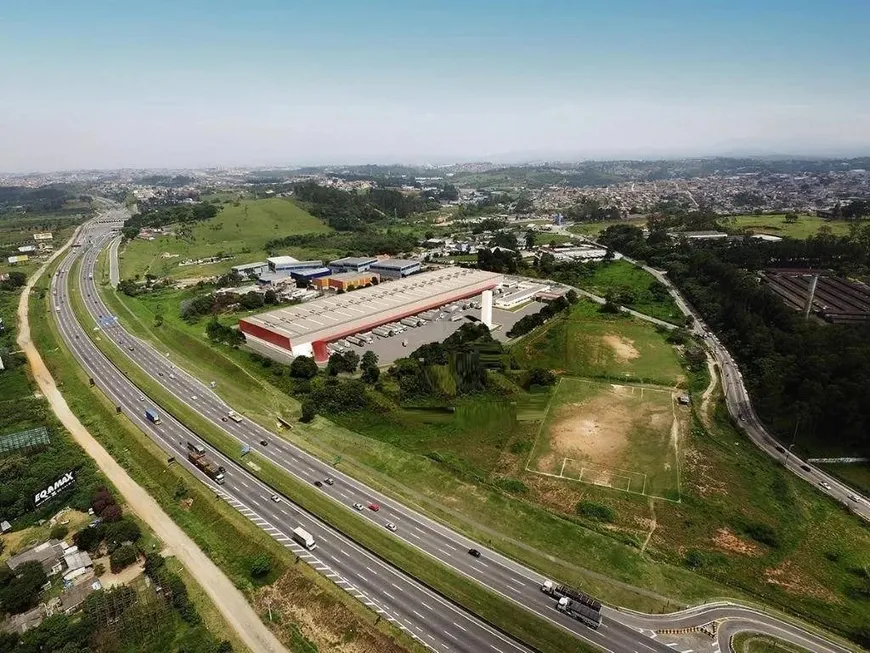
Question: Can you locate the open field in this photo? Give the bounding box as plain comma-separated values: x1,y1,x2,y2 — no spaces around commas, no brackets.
730,632,812,653
718,214,855,239
119,197,332,279
103,282,870,644
579,259,683,323
567,217,646,238
513,299,685,386
529,378,684,500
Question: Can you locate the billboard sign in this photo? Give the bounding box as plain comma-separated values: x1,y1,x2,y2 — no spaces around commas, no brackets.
34,471,75,507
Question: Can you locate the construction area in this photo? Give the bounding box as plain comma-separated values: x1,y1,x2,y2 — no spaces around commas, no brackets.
239,267,503,362
762,269,870,324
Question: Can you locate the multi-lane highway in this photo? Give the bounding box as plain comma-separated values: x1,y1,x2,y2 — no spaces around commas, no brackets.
52,208,858,653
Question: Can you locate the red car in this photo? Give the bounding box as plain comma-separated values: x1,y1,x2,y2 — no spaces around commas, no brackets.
368,502,380,512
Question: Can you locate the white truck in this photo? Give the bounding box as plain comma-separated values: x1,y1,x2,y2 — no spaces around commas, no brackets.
227,410,243,423
292,527,316,550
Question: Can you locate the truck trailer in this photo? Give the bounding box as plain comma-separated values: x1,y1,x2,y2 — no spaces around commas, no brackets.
292,527,316,550
188,450,225,485
556,597,601,630
145,408,161,424
541,580,602,611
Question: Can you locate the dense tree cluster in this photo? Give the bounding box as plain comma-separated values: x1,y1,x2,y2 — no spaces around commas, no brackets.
0,186,74,215
0,271,26,291
476,247,521,273
598,218,870,455
0,561,47,615
121,202,219,239
507,291,578,338
264,229,419,257
205,317,245,347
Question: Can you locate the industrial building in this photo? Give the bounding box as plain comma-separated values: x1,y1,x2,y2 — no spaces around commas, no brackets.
328,256,378,274
495,283,551,309
267,256,325,273
232,261,269,278
240,267,501,362
369,258,422,279
290,267,332,283
313,271,380,291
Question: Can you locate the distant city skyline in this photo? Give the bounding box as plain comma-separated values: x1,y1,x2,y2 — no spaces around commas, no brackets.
2,0,869,173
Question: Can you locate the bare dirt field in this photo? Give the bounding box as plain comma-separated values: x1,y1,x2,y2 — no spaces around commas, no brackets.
601,334,640,363
528,378,685,500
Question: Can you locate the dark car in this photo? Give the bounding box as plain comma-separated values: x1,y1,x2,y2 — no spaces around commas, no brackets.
314,480,323,488
775,445,785,454
468,548,481,558
260,439,268,446
801,464,811,472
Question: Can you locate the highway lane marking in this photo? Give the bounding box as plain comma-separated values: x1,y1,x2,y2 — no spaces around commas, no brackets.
408,531,422,540
421,602,432,611
390,583,404,592
490,646,505,653
451,622,467,633
340,549,350,557
413,610,425,619
383,591,395,600
358,574,368,582
508,578,525,587
476,560,489,567
437,547,453,556
365,566,378,575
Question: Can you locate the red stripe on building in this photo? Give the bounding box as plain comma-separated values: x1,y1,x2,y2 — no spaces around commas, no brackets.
239,319,292,351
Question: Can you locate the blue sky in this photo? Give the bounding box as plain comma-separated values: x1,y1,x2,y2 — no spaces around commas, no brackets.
2,0,869,171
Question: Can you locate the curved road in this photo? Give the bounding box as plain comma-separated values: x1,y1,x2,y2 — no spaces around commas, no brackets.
62,207,858,653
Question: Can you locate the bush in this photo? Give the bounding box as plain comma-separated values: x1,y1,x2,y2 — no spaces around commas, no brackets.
576,501,616,523
109,543,139,573
100,504,123,523
290,355,318,379
74,524,105,552
300,399,317,423
250,554,271,578
494,478,528,494
741,521,780,548
93,562,106,576
684,549,704,569
104,518,141,545
49,524,69,541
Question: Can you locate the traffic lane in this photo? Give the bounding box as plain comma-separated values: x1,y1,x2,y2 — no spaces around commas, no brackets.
58,258,529,653
79,249,670,653
716,618,848,653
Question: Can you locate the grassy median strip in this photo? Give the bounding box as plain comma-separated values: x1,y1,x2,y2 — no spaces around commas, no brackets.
72,265,602,652
43,258,428,653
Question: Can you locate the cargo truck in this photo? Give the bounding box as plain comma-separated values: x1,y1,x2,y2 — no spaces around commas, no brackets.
227,410,243,423
292,526,316,550
188,449,225,484
358,332,374,343
556,597,601,629
145,408,161,424
346,335,363,346
541,580,602,611
372,326,391,338
400,318,418,328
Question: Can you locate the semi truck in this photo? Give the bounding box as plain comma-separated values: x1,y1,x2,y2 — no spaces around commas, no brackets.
145,408,161,424
400,318,418,328
372,326,391,338
292,526,316,550
227,410,243,423
188,449,225,485
541,580,602,611
556,597,601,630
346,335,363,346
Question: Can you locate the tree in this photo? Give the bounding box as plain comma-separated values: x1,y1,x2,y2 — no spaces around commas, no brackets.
250,554,271,578
91,487,115,515
361,364,380,384
0,561,47,614
524,230,536,250
109,543,138,573
343,350,360,373
49,524,68,541
526,368,556,388
290,355,318,379
784,212,799,224
263,289,278,305
100,503,123,523
361,350,379,369
300,399,317,423
104,519,141,545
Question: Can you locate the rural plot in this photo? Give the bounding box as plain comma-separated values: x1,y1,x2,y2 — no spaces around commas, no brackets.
527,377,684,501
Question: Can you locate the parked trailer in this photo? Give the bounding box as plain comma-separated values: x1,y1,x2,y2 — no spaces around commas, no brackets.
400,318,418,328
145,408,161,424
420,310,438,321
358,332,374,343
541,580,602,611
556,597,601,630
292,527,316,550
372,326,391,338
346,335,363,346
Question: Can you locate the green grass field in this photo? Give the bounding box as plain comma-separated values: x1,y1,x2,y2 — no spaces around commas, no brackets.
529,378,683,500
718,214,854,239
579,259,683,324
731,632,812,653
119,197,332,279
567,217,646,238
513,299,685,386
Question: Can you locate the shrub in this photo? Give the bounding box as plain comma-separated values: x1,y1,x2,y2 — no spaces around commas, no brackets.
684,549,705,569
104,518,141,545
741,521,780,548
49,524,69,541
300,399,317,423
494,478,528,494
576,501,616,523
100,504,123,523
93,563,106,576
109,543,139,573
250,554,271,578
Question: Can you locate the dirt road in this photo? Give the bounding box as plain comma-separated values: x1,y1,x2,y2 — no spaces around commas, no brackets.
17,233,287,653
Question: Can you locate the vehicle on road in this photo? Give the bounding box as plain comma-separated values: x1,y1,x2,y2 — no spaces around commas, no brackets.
385,522,397,532
353,502,364,511
138,395,144,401
314,480,323,488
820,481,832,490
191,395,198,401
556,597,601,630
368,502,380,511
260,439,268,446
541,580,602,611
468,548,481,558
324,477,334,486
271,494,280,502
292,527,316,550
128,346,134,352
775,445,785,454
145,408,161,424
801,464,811,472
228,410,243,423
848,494,859,502
188,448,225,485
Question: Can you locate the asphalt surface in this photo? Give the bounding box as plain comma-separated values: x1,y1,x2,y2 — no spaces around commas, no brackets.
55,208,859,653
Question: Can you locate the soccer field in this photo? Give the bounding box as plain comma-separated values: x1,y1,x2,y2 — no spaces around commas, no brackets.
527,377,686,501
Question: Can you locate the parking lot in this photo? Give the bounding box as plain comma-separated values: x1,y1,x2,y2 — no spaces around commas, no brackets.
332,301,544,365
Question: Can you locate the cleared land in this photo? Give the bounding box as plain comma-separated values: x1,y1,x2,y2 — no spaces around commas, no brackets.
579,259,683,323
718,214,854,239
529,378,684,500
513,299,684,386
119,197,332,279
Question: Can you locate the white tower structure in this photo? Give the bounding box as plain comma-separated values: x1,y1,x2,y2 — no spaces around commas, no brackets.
481,289,493,327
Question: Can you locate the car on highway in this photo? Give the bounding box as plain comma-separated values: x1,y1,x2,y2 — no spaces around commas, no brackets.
324,477,334,486
848,494,858,502
468,548,481,558
314,480,323,488
270,494,280,503
260,439,268,446
191,395,198,401
385,522,397,532
819,481,832,490
368,502,380,512
775,445,785,454
138,395,144,401
801,464,811,472
353,502,364,511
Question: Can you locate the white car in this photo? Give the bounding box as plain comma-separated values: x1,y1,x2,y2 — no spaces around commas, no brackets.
191,395,198,401
353,502,364,511
819,481,832,490
138,395,145,401
271,495,281,503
385,522,397,532
848,494,858,502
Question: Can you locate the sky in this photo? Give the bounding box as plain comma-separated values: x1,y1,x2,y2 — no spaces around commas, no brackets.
1,0,870,171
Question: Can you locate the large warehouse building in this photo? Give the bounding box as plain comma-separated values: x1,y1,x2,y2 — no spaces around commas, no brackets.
239,267,502,362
